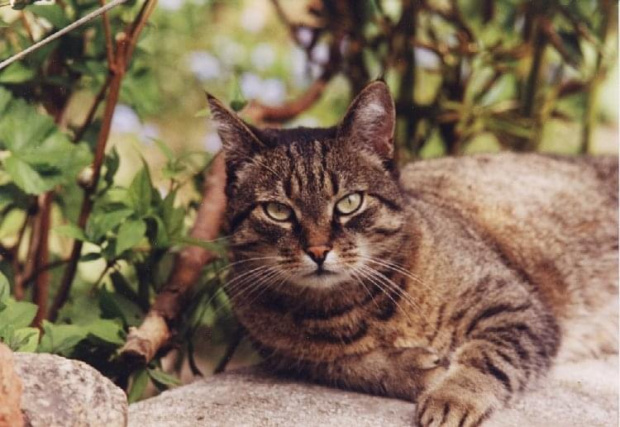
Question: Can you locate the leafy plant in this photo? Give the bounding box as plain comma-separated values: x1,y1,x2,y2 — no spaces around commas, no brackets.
0,0,615,403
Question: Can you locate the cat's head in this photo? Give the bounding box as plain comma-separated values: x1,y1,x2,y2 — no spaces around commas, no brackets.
208,81,409,290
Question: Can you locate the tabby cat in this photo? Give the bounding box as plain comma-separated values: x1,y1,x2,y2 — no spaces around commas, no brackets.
207,81,618,426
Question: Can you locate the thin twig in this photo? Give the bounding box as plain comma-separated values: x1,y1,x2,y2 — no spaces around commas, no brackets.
0,0,128,70
73,74,112,143
213,326,244,374
99,0,115,71
20,12,35,43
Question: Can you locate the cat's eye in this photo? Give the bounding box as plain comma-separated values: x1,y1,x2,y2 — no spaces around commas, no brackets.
335,192,363,215
264,202,293,222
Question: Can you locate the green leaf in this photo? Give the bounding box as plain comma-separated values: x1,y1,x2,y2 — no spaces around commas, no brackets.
102,148,120,189
85,318,124,346
0,299,38,329
0,93,92,195
116,219,147,255
128,168,153,216
0,89,12,114
172,236,225,255
194,108,210,118
152,138,175,161
128,369,150,403
3,156,51,195
0,271,9,302
0,63,36,84
81,252,103,262
148,368,181,389
28,4,71,28
38,320,88,355
12,327,40,352
99,290,144,327
87,208,134,241
230,99,247,112
54,223,88,241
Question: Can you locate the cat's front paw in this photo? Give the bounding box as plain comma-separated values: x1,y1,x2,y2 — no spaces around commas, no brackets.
414,381,497,427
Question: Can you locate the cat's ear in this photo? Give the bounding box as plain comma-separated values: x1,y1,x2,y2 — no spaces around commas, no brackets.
206,93,266,168
337,81,395,160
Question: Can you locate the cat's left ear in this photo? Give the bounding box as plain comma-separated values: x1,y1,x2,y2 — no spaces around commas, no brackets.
336,81,395,160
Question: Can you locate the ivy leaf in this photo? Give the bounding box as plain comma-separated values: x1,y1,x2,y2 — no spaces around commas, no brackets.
116,219,147,255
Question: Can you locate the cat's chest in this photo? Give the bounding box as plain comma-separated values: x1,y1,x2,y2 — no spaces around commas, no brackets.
235,289,434,362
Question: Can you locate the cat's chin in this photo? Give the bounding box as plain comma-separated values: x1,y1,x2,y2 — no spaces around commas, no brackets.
294,272,349,289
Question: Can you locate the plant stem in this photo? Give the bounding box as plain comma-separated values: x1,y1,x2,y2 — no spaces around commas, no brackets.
32,192,52,327
213,326,243,374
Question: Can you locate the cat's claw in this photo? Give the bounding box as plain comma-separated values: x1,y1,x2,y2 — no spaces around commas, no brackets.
414,378,497,427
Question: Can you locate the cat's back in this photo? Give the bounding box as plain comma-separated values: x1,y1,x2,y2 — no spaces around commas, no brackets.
400,153,618,359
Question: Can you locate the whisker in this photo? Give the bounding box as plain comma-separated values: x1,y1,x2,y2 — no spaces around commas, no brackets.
351,264,416,324
356,264,427,324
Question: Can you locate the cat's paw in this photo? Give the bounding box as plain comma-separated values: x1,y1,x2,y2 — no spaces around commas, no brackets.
414,381,496,427
392,346,447,370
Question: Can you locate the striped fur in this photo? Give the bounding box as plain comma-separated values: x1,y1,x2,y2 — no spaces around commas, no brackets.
207,82,618,427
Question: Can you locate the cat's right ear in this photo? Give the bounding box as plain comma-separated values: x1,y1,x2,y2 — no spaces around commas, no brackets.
206,93,265,169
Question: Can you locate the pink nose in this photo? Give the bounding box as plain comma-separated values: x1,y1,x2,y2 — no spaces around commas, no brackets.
306,245,331,265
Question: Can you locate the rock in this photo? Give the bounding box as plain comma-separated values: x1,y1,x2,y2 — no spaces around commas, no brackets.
13,352,127,427
0,343,24,427
129,356,618,427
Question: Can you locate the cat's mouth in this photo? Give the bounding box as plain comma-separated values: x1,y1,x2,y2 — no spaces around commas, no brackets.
303,268,337,277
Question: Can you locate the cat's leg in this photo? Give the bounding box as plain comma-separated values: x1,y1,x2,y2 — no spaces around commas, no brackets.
324,346,450,401
269,346,450,401
414,300,560,427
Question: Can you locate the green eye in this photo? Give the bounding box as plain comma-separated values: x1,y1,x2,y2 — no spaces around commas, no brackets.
335,192,363,215
264,202,293,222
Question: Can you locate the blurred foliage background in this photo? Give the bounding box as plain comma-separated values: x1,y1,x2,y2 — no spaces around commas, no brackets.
0,0,618,401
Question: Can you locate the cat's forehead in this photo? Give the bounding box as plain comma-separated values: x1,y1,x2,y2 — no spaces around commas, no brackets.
255,139,348,212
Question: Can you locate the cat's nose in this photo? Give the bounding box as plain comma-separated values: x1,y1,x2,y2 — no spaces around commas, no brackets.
306,245,332,265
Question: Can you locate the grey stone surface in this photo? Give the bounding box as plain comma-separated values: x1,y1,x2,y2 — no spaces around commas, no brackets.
14,353,127,427
129,356,618,427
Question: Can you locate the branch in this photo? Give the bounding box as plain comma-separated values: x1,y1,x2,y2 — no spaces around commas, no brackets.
119,153,227,366
99,0,116,71
242,76,331,124
73,74,112,143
